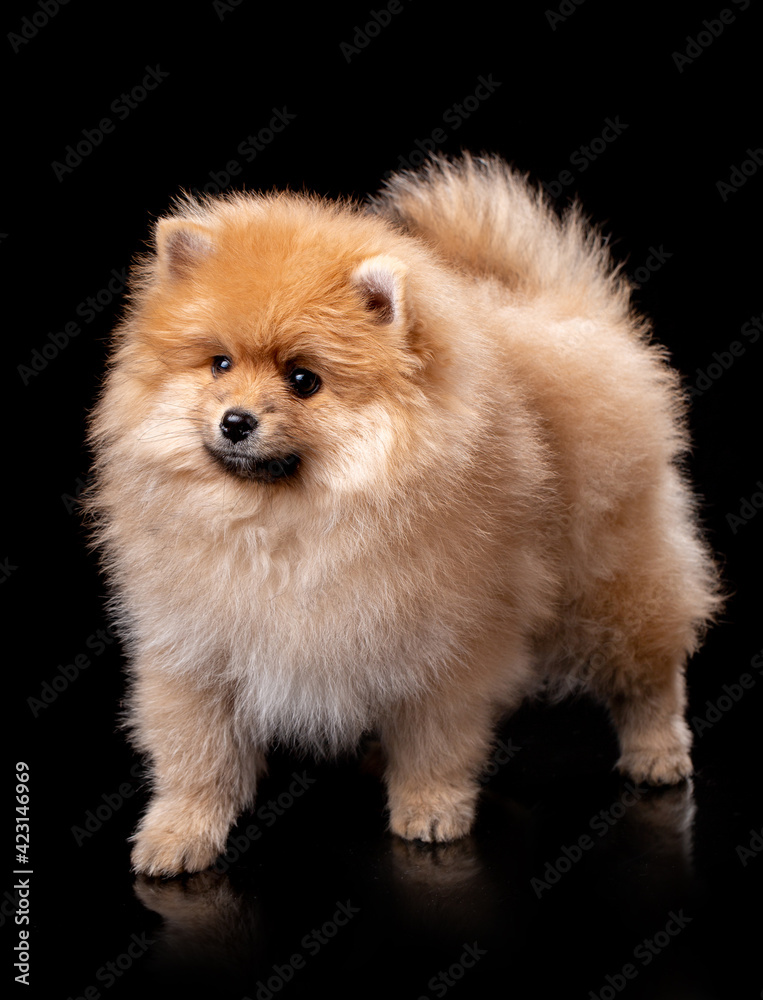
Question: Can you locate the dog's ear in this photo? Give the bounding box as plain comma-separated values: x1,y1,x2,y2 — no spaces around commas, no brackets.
155,218,215,280
351,255,409,327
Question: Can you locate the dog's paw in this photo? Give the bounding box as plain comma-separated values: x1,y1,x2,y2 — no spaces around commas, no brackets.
131,826,223,877
616,747,693,786
130,801,229,877
388,786,476,843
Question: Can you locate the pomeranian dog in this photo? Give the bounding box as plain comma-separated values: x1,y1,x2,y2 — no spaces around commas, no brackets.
86,153,721,876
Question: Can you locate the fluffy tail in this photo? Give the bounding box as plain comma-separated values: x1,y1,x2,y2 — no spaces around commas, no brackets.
368,152,632,321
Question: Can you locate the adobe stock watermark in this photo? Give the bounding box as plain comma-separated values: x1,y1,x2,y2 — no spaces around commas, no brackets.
686,305,762,398
736,825,763,867
691,647,763,737
588,910,693,999
213,0,244,20
64,929,155,998
71,765,144,847
629,245,673,286
51,66,170,182
416,942,488,1000
479,737,521,784
0,557,18,584
61,474,93,516
545,0,586,31
2,883,30,933
243,900,360,1000
716,146,763,202
340,0,411,62
8,0,70,53
26,625,118,718
725,480,763,535
542,116,629,199
17,266,128,385
383,75,502,177
672,0,750,73
531,781,646,897
211,770,316,873
188,107,296,197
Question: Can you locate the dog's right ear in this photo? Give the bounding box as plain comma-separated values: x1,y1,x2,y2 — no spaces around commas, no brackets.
155,218,215,280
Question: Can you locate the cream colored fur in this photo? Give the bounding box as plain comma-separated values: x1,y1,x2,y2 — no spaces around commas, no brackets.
86,153,721,875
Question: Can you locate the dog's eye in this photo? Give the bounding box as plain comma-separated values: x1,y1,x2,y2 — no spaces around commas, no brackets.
288,368,321,397
212,355,233,375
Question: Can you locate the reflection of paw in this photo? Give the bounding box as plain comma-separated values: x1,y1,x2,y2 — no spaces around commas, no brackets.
133,870,228,918
390,836,481,889
388,786,477,843
616,747,693,786
130,801,229,877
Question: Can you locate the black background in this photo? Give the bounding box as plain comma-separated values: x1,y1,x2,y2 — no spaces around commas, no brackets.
6,2,762,998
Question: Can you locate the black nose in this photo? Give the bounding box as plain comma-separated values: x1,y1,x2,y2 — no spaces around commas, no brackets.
220,409,258,443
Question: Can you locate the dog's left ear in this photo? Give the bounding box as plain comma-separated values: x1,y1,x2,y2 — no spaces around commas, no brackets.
351,255,409,328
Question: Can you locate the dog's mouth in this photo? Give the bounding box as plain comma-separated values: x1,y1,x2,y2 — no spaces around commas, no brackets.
205,446,301,483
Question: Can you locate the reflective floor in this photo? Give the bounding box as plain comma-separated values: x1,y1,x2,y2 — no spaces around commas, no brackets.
40,695,761,1000
10,9,760,995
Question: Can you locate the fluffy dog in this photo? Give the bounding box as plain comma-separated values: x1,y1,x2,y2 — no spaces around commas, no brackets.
86,154,721,876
